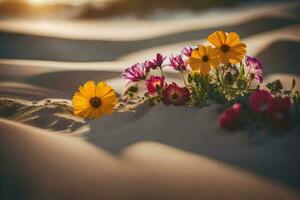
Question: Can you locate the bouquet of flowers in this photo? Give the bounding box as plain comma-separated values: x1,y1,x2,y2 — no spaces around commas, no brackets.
72,31,300,132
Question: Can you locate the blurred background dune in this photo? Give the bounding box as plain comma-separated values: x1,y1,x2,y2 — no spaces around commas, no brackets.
0,0,291,19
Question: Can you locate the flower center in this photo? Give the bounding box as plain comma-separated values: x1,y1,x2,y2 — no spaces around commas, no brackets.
155,83,161,90
90,97,102,108
172,93,178,99
221,44,230,53
202,55,209,62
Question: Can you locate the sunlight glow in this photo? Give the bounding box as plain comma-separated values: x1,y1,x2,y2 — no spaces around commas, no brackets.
26,0,112,6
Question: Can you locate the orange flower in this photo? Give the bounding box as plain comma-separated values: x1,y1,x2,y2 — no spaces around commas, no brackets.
208,31,246,64
72,81,116,119
188,45,220,75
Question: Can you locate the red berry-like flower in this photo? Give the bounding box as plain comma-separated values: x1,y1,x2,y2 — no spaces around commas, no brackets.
162,82,190,105
146,76,165,95
267,96,291,128
249,90,272,113
218,103,242,129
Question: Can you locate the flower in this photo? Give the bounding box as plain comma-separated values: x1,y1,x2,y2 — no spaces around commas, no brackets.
146,76,165,95
249,90,272,113
218,103,242,129
208,31,246,64
267,96,291,128
169,54,188,71
162,82,190,105
73,81,116,119
122,63,147,83
189,45,220,74
146,53,166,69
181,46,193,57
245,56,263,83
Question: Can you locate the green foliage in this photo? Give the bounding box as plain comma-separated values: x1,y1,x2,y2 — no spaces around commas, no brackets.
266,79,283,95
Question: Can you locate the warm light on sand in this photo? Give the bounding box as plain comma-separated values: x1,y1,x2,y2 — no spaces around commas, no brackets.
26,0,112,6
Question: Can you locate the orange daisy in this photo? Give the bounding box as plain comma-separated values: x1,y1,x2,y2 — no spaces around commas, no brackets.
208,31,246,64
188,45,220,75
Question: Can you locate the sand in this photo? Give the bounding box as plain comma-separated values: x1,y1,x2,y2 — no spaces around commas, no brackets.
1,119,300,200
1,1,300,199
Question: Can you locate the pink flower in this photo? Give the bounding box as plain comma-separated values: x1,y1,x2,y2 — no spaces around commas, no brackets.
146,53,166,69
267,96,291,128
122,63,147,83
146,76,165,95
245,56,263,83
181,46,193,57
249,90,272,113
162,82,190,105
169,54,188,71
218,103,242,129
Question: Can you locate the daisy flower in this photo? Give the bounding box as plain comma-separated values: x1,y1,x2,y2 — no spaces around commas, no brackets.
208,31,246,65
122,63,147,83
146,76,165,95
181,46,193,57
249,90,272,113
245,56,263,83
146,53,166,69
169,54,188,71
73,81,116,119
162,82,190,105
189,45,220,74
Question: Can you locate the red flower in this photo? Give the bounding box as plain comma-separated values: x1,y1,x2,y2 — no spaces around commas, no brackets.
267,96,291,128
218,103,242,129
146,76,165,95
162,82,190,105
249,90,273,113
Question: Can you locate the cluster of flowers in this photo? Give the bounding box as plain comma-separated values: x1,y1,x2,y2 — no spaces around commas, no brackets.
121,30,299,130
72,30,299,132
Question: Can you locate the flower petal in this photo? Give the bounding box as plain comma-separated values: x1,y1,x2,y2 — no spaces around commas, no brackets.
199,63,211,75
208,31,226,47
189,57,202,71
96,81,113,98
226,32,240,46
83,80,96,97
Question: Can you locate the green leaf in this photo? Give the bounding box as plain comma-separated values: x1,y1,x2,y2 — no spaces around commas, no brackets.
188,73,193,83
128,85,139,93
266,79,283,94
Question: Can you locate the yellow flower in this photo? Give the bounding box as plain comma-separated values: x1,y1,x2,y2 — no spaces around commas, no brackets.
72,81,116,119
208,31,246,64
188,45,220,75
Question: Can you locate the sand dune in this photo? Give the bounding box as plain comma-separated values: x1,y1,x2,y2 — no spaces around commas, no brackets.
0,2,296,41
89,104,300,188
0,15,299,62
1,119,299,200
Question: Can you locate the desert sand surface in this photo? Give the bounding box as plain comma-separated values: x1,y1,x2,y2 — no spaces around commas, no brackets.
1,118,300,200
1,1,300,199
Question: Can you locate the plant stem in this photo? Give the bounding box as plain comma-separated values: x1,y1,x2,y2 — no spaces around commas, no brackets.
180,71,188,87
